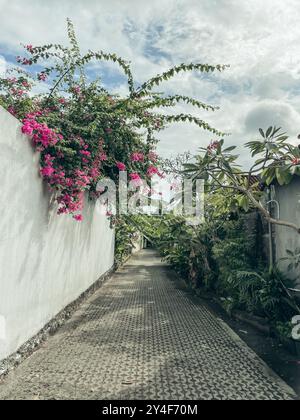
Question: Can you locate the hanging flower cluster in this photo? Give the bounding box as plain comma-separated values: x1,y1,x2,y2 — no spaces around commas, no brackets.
22,113,63,150
129,173,143,187
131,152,145,162
21,114,106,221
148,151,158,163
116,162,126,171
129,150,164,179
147,165,164,178
207,140,220,153
291,158,300,166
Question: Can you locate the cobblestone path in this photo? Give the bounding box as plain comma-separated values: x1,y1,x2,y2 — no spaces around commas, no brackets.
0,250,296,400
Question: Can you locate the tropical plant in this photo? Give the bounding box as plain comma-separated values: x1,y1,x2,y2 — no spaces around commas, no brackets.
114,217,138,265
211,217,259,293
226,269,298,321
183,127,300,234
274,321,294,340
281,247,300,272
141,209,300,324
0,20,227,221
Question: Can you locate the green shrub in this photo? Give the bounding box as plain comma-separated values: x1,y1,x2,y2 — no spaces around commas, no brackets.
144,212,299,325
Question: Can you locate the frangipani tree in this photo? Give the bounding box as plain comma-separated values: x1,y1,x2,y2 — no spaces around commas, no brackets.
184,127,300,234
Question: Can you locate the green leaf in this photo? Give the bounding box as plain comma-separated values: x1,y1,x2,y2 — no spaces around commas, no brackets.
276,136,289,142
265,174,275,186
286,249,294,256
266,126,273,138
275,167,293,186
272,127,281,136
223,145,237,153
238,195,250,212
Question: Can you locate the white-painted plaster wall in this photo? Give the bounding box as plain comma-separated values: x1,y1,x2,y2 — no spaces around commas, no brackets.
274,178,300,288
0,106,115,361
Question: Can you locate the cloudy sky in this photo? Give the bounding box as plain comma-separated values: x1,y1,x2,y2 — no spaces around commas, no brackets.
1,0,300,165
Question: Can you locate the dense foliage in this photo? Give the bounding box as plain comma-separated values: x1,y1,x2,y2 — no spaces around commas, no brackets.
131,208,299,337
114,217,138,266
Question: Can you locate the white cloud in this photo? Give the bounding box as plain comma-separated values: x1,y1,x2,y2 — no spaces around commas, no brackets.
0,0,299,163
244,101,300,135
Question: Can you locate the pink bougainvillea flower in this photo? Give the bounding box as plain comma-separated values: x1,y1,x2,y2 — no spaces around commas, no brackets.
147,166,164,178
147,165,159,177
100,153,108,161
21,124,34,135
22,80,30,88
148,151,158,162
129,172,143,187
65,178,73,188
26,45,34,53
80,150,91,158
73,214,83,222
7,106,16,116
44,154,55,165
207,140,219,152
40,166,55,177
7,77,17,85
89,167,100,179
73,169,92,188
21,115,62,150
116,162,126,171
73,86,81,95
38,72,47,81
18,57,32,66
292,158,300,166
131,152,144,162
10,88,26,97
129,173,141,181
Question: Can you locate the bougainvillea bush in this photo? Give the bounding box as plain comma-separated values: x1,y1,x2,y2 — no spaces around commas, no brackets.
0,20,227,221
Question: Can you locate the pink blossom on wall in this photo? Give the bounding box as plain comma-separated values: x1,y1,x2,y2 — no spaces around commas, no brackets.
116,162,126,171
131,152,144,162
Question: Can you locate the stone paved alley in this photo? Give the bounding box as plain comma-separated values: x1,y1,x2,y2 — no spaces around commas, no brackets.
0,250,296,400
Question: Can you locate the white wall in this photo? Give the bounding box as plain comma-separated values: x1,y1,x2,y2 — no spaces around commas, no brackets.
0,106,115,361
274,179,300,288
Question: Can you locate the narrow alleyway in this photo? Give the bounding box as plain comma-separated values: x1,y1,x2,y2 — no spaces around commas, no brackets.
0,250,296,400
